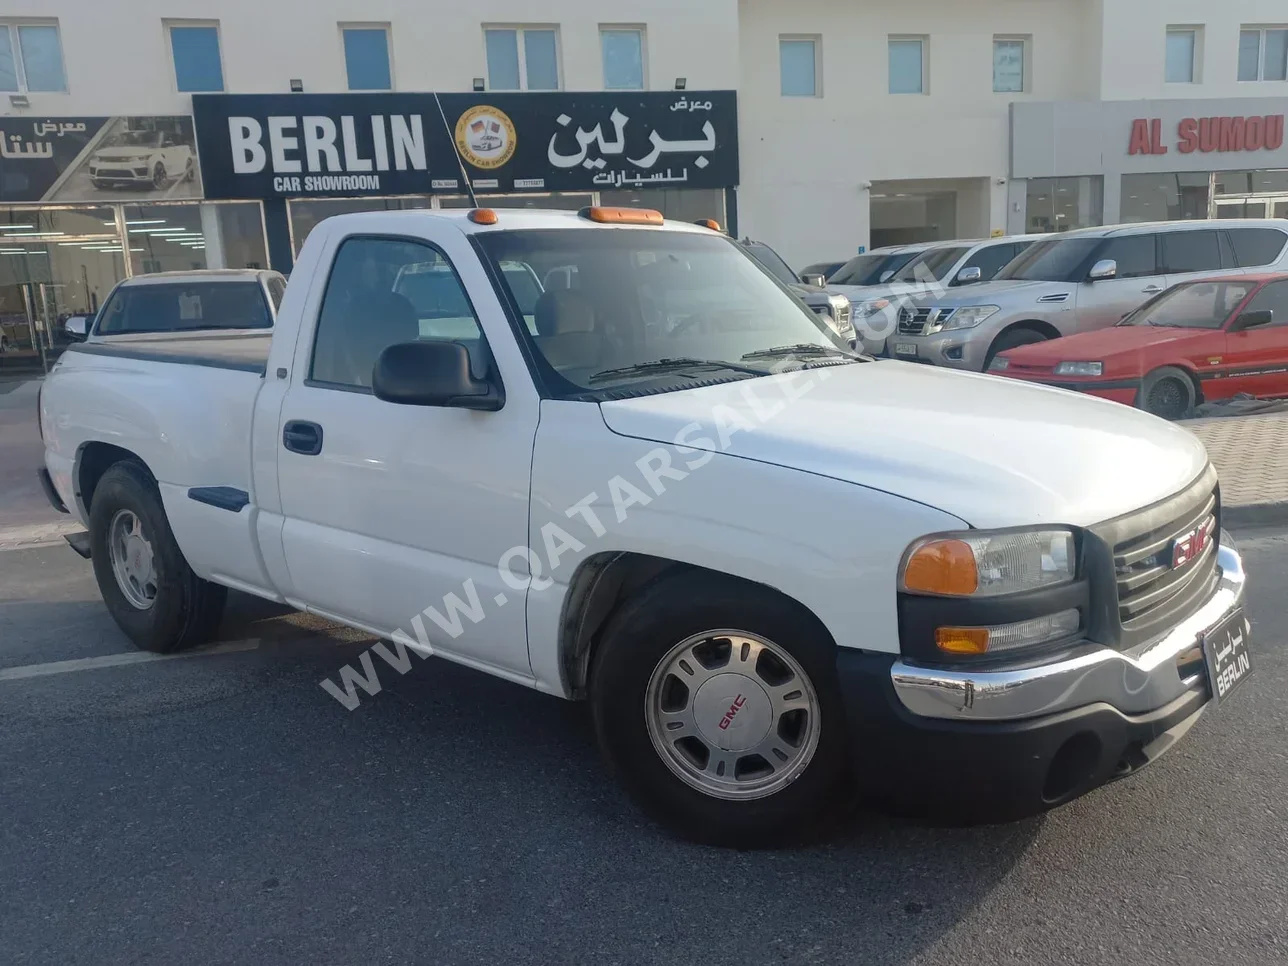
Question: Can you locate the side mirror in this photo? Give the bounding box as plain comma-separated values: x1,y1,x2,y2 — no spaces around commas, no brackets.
1230,308,1273,332
1088,258,1117,281
954,266,983,285
878,270,895,283
64,316,89,342
372,340,503,411
800,273,826,288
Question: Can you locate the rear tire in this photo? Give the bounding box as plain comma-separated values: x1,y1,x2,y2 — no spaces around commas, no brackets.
985,327,1049,369
1140,366,1195,420
88,461,226,653
589,571,852,847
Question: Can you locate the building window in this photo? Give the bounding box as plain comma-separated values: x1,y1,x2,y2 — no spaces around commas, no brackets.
1121,173,1211,223
167,22,224,92
992,36,1026,92
889,37,926,94
341,25,392,91
1165,28,1199,83
0,22,67,92
601,27,644,90
1238,26,1288,81
484,26,559,91
779,36,820,97
1025,177,1103,233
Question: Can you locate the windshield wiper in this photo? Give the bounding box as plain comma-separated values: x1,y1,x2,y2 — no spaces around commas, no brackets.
741,343,865,362
587,357,771,384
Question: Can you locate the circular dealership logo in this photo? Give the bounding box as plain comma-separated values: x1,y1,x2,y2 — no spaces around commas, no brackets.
455,106,517,170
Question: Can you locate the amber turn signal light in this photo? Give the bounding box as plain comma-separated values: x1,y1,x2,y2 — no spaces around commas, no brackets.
580,206,664,225
902,539,979,596
935,627,990,655
694,218,722,231
468,208,499,225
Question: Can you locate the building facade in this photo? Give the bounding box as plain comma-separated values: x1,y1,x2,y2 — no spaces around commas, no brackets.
2,0,1287,365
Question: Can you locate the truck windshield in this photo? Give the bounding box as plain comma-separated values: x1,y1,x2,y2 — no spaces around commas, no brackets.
828,250,919,286
95,282,272,335
996,237,1100,282
476,229,851,394
1118,280,1254,329
892,247,969,283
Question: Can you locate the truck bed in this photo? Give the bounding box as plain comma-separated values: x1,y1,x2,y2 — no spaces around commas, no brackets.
69,331,272,374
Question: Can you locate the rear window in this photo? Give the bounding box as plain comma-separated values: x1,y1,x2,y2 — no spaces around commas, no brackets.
95,282,273,335
1229,227,1288,268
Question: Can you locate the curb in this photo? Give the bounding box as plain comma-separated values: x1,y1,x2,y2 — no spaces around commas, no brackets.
1224,502,1288,531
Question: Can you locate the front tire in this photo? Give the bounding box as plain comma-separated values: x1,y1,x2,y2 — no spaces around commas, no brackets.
590,571,852,847
152,163,167,189
88,461,226,653
1140,366,1195,420
985,327,1048,369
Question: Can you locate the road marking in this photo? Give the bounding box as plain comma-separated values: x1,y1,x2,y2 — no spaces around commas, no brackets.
0,638,260,682
0,520,85,552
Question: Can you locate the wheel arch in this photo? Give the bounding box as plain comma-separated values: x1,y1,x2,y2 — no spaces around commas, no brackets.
75,441,153,518
559,551,834,698
995,318,1063,344
1141,362,1204,410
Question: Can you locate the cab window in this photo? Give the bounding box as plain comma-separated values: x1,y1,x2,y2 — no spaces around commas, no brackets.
1097,235,1158,279
1161,230,1222,274
310,237,484,390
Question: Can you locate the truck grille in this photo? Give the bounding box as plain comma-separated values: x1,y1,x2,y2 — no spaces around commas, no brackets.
897,307,953,335
1090,467,1220,648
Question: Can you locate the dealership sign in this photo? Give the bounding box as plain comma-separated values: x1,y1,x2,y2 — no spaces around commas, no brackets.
1128,114,1286,156
0,115,201,203
191,91,739,200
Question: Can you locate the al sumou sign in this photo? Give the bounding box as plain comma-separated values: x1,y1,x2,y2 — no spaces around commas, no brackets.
1128,113,1286,156
191,91,739,200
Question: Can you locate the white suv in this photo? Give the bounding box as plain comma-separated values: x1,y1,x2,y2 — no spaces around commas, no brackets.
830,236,1042,354
890,220,1288,371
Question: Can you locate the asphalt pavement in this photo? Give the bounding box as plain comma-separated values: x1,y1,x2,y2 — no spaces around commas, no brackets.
3,376,1287,965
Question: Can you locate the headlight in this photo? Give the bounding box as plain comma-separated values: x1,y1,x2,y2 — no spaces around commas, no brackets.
940,305,1000,330
1053,361,1103,376
900,528,1075,598
854,298,894,318
988,357,1009,371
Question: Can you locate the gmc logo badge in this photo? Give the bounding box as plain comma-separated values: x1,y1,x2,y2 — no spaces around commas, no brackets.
717,694,746,731
1170,522,1211,570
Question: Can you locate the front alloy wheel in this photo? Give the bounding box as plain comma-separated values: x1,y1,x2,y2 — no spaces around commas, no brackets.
645,630,821,800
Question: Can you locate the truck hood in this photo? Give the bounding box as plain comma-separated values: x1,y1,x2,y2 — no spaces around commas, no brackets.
1000,325,1210,366
828,280,941,303
906,279,1063,308
597,361,1209,529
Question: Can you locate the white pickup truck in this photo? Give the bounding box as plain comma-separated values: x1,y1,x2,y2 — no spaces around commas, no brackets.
38,206,1253,846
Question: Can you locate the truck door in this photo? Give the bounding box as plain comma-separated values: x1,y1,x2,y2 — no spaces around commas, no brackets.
275,223,540,678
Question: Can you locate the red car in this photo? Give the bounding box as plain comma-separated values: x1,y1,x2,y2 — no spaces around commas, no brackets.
988,272,1288,419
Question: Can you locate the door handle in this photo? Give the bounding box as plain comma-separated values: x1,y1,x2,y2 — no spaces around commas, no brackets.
1142,285,1164,294
283,420,323,456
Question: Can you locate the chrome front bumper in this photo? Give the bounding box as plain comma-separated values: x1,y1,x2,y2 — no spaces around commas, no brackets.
891,536,1247,722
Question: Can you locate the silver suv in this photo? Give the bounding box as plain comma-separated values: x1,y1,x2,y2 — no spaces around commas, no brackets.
889,219,1288,371
828,235,1042,354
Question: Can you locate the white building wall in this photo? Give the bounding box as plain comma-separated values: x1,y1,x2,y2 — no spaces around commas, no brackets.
0,0,739,118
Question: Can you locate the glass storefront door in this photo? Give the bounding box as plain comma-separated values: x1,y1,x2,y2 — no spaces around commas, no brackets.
0,207,125,370
1214,196,1288,219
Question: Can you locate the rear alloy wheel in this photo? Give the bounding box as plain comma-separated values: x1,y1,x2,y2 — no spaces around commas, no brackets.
590,571,851,847
1140,366,1195,420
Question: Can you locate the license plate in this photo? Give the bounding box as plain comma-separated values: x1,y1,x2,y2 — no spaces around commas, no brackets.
1202,609,1252,704
893,342,918,357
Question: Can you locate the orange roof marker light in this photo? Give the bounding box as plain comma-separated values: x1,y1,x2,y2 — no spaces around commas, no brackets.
694,218,723,232
578,206,664,225
468,208,499,225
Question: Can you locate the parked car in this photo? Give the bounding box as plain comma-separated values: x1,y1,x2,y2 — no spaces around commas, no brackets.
38,206,1252,846
737,237,856,347
990,273,1288,419
829,236,1040,355
89,130,196,191
801,260,846,280
75,270,286,343
890,220,1288,372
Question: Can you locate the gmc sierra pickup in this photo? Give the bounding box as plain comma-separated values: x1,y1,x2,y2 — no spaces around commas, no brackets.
38,206,1253,846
